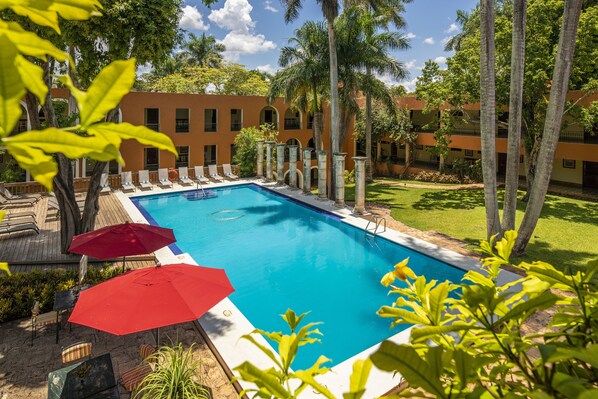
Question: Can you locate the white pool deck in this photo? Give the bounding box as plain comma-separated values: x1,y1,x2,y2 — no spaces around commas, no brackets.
116,178,520,399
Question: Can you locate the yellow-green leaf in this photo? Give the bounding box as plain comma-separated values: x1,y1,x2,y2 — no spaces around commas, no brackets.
15,55,47,105
0,262,10,276
79,59,136,128
233,362,291,399
10,5,59,32
49,0,103,20
89,122,177,156
2,21,68,62
5,145,56,190
57,74,85,105
0,35,24,137
343,358,372,399
3,128,119,160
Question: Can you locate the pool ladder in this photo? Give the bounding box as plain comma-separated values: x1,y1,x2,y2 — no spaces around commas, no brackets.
365,215,387,236
196,180,207,197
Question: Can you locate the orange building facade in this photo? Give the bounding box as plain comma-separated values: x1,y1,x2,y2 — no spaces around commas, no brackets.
6,90,598,189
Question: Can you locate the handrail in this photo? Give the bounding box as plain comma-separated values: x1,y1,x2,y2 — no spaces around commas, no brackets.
365,214,387,236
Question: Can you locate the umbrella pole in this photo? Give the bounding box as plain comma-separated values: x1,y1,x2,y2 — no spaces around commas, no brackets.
122,256,126,273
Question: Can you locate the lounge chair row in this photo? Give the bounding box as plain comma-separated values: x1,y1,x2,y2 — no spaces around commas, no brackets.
120,165,239,192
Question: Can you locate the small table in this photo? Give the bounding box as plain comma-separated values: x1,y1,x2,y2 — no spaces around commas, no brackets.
53,286,90,343
47,353,119,399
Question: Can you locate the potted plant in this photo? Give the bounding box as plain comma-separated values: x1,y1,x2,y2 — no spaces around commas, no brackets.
133,343,211,399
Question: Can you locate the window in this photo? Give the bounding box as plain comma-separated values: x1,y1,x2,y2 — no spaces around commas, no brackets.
451,148,462,152
204,145,217,165
284,109,301,130
144,148,159,170
464,149,474,157
176,109,189,133
204,109,217,132
307,114,314,129
176,146,189,168
563,159,576,169
107,160,119,175
144,108,159,131
231,109,242,131
230,144,237,162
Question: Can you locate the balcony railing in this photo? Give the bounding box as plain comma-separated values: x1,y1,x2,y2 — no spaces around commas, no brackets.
559,131,584,143
145,123,160,131
175,119,189,133
284,119,301,130
231,122,242,131
204,122,217,132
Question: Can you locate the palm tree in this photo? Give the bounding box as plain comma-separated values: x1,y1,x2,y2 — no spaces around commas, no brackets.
353,4,410,181
334,7,409,153
181,33,225,68
269,21,329,151
443,9,474,52
151,53,186,78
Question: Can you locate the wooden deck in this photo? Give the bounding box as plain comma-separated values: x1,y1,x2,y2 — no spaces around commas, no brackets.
0,193,155,273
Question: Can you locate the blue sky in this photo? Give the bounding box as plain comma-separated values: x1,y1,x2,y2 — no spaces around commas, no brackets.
179,0,478,91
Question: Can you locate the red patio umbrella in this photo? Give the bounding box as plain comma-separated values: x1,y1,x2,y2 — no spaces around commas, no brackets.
68,221,176,271
68,263,234,339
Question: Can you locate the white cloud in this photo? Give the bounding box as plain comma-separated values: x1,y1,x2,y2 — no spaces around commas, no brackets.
209,0,255,34
209,0,277,60
434,56,447,64
400,77,419,93
264,0,278,12
446,23,458,33
441,36,454,47
180,5,210,30
256,64,278,75
220,32,277,61
405,32,416,40
404,59,417,70
423,37,435,45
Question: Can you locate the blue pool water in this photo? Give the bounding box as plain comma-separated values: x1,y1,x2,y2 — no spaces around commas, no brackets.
132,184,465,369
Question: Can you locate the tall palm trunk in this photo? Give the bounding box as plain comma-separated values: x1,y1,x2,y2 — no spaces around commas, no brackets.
502,0,527,231
327,19,340,200
479,0,501,240
365,67,373,182
515,0,583,254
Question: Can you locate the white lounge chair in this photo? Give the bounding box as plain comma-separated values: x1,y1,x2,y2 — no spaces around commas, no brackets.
48,197,84,218
138,170,154,190
0,221,39,236
100,173,111,194
208,165,225,182
158,168,173,188
178,167,193,186
0,214,36,226
193,166,210,184
121,171,136,193
0,186,42,202
222,164,239,180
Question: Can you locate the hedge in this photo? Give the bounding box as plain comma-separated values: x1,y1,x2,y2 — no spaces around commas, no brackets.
0,267,122,323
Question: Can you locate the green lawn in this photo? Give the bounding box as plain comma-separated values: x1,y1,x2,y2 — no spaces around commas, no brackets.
345,182,598,272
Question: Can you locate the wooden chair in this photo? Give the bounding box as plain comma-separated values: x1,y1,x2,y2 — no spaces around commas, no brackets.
61,341,93,365
139,344,156,362
120,362,152,392
31,301,58,344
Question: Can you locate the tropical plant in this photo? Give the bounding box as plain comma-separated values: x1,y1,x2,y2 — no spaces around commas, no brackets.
233,124,279,177
134,343,211,399
181,32,226,68
374,230,598,397
234,309,372,399
270,21,329,152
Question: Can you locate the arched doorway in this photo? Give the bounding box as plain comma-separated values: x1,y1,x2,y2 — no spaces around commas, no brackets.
260,106,279,130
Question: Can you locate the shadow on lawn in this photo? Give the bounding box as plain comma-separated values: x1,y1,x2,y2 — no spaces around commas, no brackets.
512,240,597,275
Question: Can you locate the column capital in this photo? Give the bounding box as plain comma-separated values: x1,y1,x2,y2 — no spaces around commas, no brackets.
317,150,329,156
333,152,347,158
352,156,368,161
287,144,299,149
303,147,313,152
256,138,265,142
276,142,286,147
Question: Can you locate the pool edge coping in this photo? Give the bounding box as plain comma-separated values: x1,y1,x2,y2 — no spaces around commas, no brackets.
115,178,521,399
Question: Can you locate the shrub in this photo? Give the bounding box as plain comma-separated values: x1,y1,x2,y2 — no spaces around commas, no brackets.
232,124,279,178
134,343,211,399
344,169,355,184
0,266,121,322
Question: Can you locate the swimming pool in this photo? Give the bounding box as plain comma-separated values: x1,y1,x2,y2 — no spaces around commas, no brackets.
132,184,465,369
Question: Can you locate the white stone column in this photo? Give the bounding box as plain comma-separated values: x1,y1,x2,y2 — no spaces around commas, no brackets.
302,148,312,194
333,152,347,208
265,141,275,181
352,156,367,214
287,145,298,188
276,143,285,185
256,139,264,177
317,150,327,200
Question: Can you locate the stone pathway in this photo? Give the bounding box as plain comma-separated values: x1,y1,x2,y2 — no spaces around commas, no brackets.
0,317,237,399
